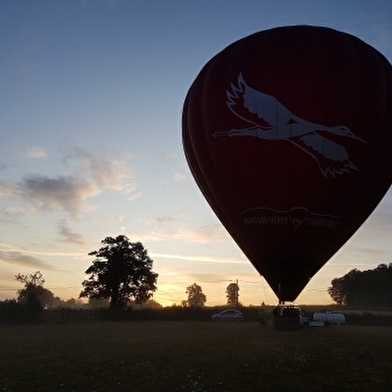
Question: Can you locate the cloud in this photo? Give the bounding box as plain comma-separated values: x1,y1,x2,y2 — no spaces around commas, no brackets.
72,148,134,192
142,215,174,224
58,222,85,245
151,252,245,265
0,206,37,223
173,172,186,182
21,174,91,216
25,146,47,158
0,250,55,270
165,152,178,160
1,148,138,218
171,224,228,243
0,181,17,198
135,224,228,244
136,214,228,244
185,273,233,284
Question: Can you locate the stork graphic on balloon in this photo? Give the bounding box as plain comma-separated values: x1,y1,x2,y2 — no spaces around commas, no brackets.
214,73,366,178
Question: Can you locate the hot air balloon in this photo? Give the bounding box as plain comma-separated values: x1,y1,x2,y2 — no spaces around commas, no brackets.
182,25,392,303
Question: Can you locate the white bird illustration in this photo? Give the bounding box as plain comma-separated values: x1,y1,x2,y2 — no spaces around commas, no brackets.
214,74,366,177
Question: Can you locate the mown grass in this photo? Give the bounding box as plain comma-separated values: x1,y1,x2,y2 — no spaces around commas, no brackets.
0,321,391,391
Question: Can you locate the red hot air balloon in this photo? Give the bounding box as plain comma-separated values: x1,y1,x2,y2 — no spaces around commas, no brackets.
182,26,392,303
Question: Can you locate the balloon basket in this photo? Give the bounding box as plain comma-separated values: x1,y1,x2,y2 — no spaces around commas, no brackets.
272,305,302,331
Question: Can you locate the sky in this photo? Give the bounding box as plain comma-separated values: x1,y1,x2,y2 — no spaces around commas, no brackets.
1,0,392,307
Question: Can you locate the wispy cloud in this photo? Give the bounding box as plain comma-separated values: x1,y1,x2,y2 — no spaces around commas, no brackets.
135,212,228,244
0,206,37,223
0,241,88,265
151,252,245,265
173,172,186,182
170,225,227,243
135,224,228,244
2,207,28,217
0,148,139,218
25,146,47,158
71,148,136,196
20,174,91,216
0,181,17,198
141,215,175,224
58,222,85,245
185,272,234,284
0,250,55,270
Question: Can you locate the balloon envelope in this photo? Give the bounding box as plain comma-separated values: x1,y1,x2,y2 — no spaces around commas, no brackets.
182,26,392,302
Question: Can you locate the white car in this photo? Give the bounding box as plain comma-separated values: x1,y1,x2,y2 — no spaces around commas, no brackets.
211,309,244,322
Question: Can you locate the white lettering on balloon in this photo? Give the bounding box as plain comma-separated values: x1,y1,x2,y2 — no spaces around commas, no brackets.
241,207,339,229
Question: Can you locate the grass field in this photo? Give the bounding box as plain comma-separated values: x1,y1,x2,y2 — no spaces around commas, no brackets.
0,321,391,391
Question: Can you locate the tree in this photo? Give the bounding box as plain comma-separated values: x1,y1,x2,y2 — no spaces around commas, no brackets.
328,276,349,305
226,282,240,307
80,235,158,309
185,283,207,308
63,298,83,309
328,263,392,307
15,271,58,309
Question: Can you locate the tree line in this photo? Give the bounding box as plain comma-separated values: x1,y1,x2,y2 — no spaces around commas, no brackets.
0,235,243,322
5,233,390,317
328,263,392,307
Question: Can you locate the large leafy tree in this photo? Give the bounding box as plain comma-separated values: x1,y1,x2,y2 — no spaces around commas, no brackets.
328,264,392,307
185,283,207,308
80,235,158,309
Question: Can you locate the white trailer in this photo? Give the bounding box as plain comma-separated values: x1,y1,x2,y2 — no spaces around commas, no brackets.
313,311,345,325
